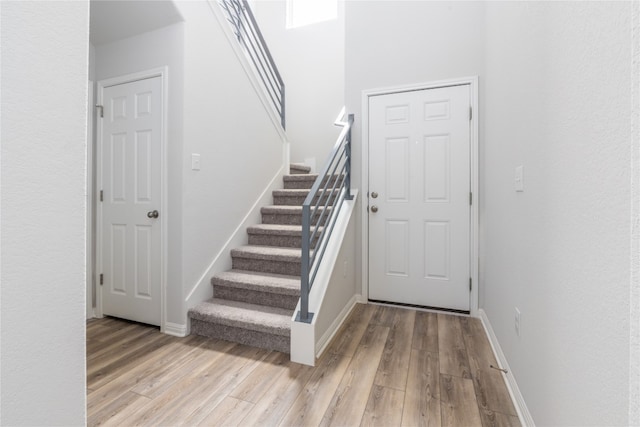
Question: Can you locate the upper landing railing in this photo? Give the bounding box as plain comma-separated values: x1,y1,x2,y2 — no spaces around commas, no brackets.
219,0,286,129
297,108,354,323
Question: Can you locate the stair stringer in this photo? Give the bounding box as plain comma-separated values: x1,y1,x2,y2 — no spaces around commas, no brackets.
184,159,290,333
290,190,360,366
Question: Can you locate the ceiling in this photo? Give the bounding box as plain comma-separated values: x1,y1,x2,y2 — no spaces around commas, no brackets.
90,0,183,45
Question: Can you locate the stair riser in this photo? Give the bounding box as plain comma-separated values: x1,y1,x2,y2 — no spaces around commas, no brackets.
191,319,289,353
232,257,301,276
248,234,318,249
213,285,299,310
273,193,339,206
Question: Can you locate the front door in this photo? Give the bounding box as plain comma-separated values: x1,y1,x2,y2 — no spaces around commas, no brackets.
368,84,471,311
98,76,163,326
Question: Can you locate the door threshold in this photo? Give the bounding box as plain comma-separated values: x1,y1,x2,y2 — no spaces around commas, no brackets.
368,299,470,316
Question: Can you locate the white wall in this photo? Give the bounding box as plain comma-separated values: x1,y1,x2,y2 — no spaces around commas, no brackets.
482,2,633,424
175,1,287,314
1,1,89,424
95,22,185,326
251,0,345,169
631,3,640,424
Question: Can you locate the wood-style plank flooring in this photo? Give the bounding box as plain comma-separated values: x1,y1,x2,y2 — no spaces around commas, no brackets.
87,304,520,427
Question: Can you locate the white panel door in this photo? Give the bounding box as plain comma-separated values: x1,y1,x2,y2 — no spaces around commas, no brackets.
100,76,162,326
368,85,471,311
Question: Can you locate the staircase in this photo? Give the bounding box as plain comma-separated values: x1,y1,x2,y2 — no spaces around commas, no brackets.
188,163,321,353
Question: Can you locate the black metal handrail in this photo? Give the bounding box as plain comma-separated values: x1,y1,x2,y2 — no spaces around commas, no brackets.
297,108,354,323
219,0,285,129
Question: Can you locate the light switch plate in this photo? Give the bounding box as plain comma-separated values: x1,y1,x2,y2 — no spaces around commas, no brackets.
515,165,524,192
191,154,201,171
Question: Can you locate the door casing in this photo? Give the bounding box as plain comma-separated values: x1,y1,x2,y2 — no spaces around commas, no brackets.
361,77,479,315
94,67,169,332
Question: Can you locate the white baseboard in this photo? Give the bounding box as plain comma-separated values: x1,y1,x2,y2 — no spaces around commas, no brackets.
164,322,188,337
315,295,359,359
478,309,535,427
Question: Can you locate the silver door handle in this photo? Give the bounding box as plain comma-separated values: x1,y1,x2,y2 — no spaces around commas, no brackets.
371,192,378,199
147,210,159,219
370,206,378,213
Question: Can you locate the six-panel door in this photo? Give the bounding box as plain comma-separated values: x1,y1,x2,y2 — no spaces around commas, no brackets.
100,76,162,326
368,85,471,311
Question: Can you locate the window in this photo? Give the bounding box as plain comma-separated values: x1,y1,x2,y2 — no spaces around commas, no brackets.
286,0,337,29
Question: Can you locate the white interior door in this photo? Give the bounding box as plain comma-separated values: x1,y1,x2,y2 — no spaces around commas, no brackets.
99,76,162,326
368,85,471,311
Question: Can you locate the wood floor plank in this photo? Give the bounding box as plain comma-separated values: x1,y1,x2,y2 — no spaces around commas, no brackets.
440,374,482,427
461,317,519,417
87,335,204,415
157,345,269,426
230,350,290,403
360,385,405,427
87,324,155,362
413,311,439,352
401,349,441,427
278,352,352,427
87,391,150,427
374,308,415,390
321,324,390,427
88,332,174,389
197,396,254,427
479,409,521,427
238,360,315,427
437,314,471,379
129,345,267,426
129,338,235,398
326,303,375,357
369,304,396,327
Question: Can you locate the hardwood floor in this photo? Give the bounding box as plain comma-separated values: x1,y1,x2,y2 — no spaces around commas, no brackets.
87,304,520,427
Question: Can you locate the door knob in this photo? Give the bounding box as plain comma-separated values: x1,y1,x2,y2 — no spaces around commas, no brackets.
370,205,378,213
147,210,159,219
371,192,378,199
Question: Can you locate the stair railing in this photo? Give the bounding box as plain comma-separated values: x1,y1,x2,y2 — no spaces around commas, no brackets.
218,0,285,129
297,108,354,323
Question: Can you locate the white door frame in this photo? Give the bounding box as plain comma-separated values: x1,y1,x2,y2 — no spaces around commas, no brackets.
95,67,169,332
87,79,95,320
361,76,479,315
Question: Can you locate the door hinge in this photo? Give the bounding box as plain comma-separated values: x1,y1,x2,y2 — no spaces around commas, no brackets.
469,192,472,205
96,104,104,118
469,106,472,121
100,190,103,202
100,273,104,285
469,277,472,292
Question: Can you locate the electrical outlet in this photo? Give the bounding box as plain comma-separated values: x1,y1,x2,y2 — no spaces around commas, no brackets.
515,307,521,337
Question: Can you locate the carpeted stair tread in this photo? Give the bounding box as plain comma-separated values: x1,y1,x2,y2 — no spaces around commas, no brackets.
212,269,300,296
272,188,341,197
189,298,291,337
231,245,303,262
283,173,319,182
289,163,311,174
261,205,333,214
